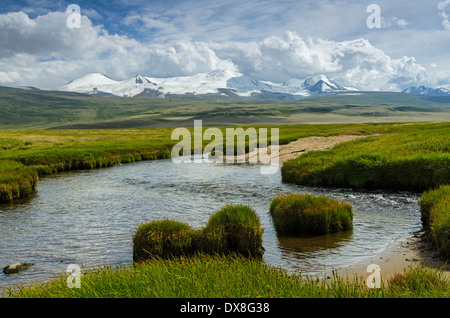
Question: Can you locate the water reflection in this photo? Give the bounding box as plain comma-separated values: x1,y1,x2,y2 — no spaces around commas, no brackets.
277,230,354,257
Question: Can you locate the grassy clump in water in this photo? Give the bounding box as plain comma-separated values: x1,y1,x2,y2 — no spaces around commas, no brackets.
419,185,450,258
133,204,264,261
132,219,199,262
269,193,353,236
200,204,264,258
4,254,448,298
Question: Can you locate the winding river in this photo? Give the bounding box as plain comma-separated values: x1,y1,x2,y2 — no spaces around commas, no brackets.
0,158,421,291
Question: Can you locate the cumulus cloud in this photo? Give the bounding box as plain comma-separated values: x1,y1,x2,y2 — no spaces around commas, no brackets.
0,10,238,88
438,0,450,30
211,32,427,91
0,10,430,91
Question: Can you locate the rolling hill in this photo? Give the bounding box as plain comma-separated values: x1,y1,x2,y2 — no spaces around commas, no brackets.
0,86,449,129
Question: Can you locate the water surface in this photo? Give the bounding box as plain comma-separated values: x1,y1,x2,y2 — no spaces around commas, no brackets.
0,158,421,290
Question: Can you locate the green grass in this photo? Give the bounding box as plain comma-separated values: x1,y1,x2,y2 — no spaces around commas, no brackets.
200,204,264,257
281,122,450,192
2,121,450,298
133,204,264,261
0,160,38,202
3,254,448,298
269,193,353,236
133,219,199,262
419,185,450,258
0,128,176,203
0,122,448,205
0,122,394,204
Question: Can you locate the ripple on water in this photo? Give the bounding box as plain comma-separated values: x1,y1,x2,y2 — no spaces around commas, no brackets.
0,159,421,289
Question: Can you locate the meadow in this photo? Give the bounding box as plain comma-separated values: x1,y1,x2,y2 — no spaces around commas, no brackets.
0,122,401,203
281,122,450,192
1,86,450,130
280,122,450,259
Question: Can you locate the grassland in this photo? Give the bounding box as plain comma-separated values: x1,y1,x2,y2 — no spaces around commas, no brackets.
281,122,450,192
0,122,404,203
1,86,450,130
1,122,449,203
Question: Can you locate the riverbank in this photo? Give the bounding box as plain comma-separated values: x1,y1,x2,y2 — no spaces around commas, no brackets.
278,134,368,164
223,134,368,164
275,130,450,283
335,230,449,284
0,123,393,204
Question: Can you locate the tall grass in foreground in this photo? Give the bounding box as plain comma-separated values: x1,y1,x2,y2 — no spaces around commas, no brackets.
4,254,449,298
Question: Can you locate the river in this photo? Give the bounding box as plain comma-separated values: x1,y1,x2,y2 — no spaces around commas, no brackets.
0,158,421,291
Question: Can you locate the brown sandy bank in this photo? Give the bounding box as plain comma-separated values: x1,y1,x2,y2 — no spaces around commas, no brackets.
221,134,367,164
277,135,368,164
334,231,449,283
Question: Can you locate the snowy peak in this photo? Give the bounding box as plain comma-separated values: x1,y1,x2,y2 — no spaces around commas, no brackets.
135,75,150,84
59,71,356,99
62,73,118,89
302,74,348,93
402,86,450,96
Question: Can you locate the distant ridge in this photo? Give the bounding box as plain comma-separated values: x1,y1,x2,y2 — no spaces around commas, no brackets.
402,85,450,96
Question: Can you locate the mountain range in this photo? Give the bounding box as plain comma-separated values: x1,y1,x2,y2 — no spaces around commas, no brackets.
401,86,450,96
58,70,358,100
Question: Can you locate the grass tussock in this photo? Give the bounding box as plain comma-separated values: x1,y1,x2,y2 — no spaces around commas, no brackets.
419,185,450,258
269,193,353,236
132,219,199,262
132,204,264,262
4,254,448,298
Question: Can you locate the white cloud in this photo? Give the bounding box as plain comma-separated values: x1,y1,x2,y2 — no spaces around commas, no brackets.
211,32,427,91
438,0,450,30
0,10,436,91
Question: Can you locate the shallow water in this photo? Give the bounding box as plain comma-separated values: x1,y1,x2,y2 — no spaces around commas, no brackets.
0,158,421,291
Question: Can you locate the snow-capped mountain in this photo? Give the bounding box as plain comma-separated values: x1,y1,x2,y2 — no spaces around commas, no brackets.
59,71,357,99
402,86,450,96
302,74,357,93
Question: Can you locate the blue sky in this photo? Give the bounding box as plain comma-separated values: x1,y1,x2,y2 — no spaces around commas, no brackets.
1,0,450,90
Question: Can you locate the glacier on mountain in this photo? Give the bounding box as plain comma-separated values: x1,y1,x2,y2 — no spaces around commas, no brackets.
59,70,358,98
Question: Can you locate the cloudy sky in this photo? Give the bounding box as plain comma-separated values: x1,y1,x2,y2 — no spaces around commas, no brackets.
1,0,450,91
